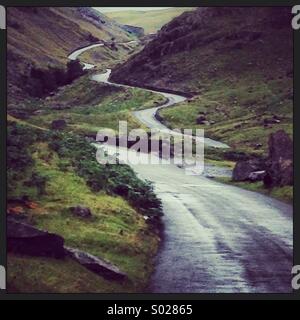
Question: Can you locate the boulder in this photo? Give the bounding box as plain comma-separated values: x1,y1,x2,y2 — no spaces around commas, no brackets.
254,143,263,150
196,115,207,125
70,206,92,218
248,170,266,182
51,119,66,130
264,130,293,187
224,151,249,161
65,247,127,282
263,117,281,126
7,217,65,258
268,129,292,160
33,110,44,115
232,159,265,181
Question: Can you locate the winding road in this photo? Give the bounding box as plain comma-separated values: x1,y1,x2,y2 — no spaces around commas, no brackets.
68,44,293,293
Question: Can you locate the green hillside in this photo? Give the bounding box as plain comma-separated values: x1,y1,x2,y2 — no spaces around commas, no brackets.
7,7,163,293
7,7,136,104
111,7,293,157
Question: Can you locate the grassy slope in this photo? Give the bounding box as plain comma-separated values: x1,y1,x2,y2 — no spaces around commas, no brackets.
7,7,133,103
80,42,143,69
106,7,196,33
7,68,166,293
158,19,292,156
8,141,159,293
7,75,165,293
110,8,293,203
214,177,293,204
7,7,132,68
22,73,166,135
8,255,127,293
7,7,165,294
112,8,293,158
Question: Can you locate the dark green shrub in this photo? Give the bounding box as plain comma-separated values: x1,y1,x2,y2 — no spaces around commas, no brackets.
26,60,86,98
7,122,39,195
48,132,163,217
66,60,86,83
24,172,48,196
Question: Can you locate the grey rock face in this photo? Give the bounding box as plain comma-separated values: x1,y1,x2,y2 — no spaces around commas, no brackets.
65,247,127,282
264,130,293,187
248,170,266,182
70,206,92,219
232,159,265,181
122,24,145,37
7,217,65,258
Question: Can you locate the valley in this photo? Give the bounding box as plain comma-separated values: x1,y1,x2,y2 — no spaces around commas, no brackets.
103,7,196,34
6,7,293,293
60,41,293,293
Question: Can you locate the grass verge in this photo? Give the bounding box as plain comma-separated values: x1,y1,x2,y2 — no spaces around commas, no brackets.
7,121,161,293
20,74,167,135
214,177,293,204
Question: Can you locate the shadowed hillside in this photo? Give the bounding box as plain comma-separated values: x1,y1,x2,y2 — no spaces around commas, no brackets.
7,7,137,102
111,7,293,157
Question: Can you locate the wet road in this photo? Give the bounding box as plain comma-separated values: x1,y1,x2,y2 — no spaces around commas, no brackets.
95,145,293,293
136,163,293,293
92,69,229,149
68,43,104,69
70,44,293,293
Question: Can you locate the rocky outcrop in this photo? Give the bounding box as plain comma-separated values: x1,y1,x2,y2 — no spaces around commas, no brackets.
70,206,92,219
110,7,292,94
7,217,65,258
232,130,293,187
264,130,293,187
122,25,144,37
65,247,127,282
196,115,207,125
263,115,281,126
76,8,134,42
7,217,128,281
248,171,266,182
232,159,265,182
